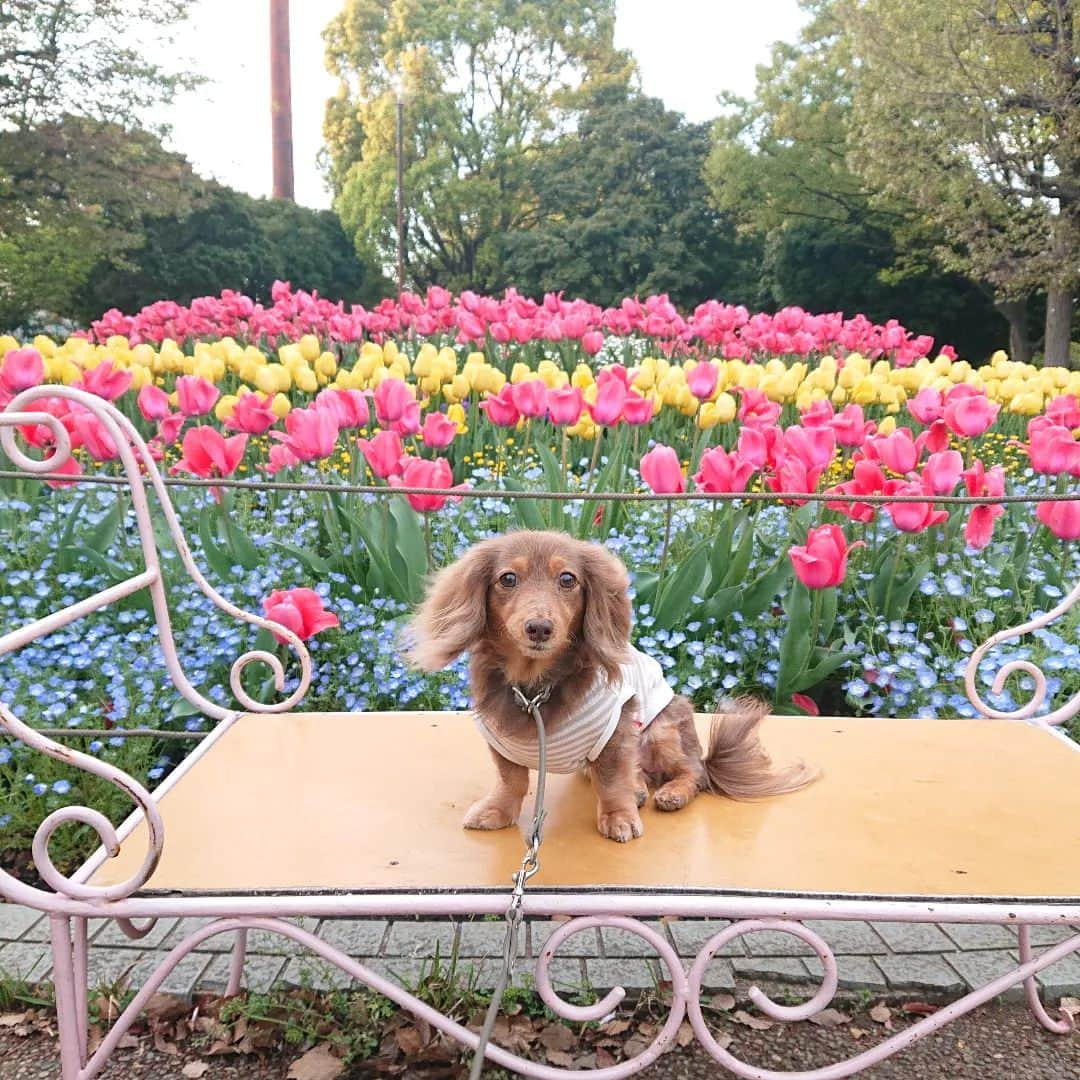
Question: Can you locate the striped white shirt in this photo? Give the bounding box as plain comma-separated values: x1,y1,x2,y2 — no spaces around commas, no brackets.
473,647,675,774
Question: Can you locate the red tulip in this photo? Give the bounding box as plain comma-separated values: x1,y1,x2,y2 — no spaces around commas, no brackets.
69,410,119,462
962,460,1005,549
479,385,520,427
176,375,220,417
226,392,278,434
173,427,247,478
825,459,886,523
75,360,132,401
389,456,466,511
1036,499,1080,540
546,386,584,426
693,446,755,494
357,429,404,478
639,444,684,494
158,414,184,445
788,524,851,589
262,587,340,643
279,406,339,462
264,443,300,475
421,411,457,449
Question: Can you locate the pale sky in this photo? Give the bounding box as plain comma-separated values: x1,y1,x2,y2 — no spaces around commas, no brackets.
158,0,809,210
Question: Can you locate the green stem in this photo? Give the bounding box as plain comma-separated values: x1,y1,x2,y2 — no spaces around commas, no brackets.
424,511,433,570
881,541,904,621
588,430,603,488
658,500,674,583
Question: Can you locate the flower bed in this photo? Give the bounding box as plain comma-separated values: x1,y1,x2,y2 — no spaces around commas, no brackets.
1,284,1079,866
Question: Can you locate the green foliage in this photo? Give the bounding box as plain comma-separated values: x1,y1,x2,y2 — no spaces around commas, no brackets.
499,85,764,307
0,0,199,129
324,0,635,291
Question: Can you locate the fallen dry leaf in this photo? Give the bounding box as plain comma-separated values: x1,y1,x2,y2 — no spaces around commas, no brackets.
538,1023,575,1052
394,1025,425,1056
808,1008,849,1028
708,993,736,1012
733,1010,773,1031
596,1047,617,1068
869,1003,892,1025
600,1018,631,1036
546,1049,574,1067
849,1026,869,1040
0,1013,28,1028
181,1063,210,1079
901,1002,940,1017
116,1034,140,1050
676,1021,695,1047
1060,997,1080,1020
287,1044,346,1080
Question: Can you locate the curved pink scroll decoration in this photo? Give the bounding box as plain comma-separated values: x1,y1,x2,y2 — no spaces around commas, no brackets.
0,386,312,719
964,576,1080,727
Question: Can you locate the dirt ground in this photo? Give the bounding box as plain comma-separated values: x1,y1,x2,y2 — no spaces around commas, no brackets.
2,1000,1078,1079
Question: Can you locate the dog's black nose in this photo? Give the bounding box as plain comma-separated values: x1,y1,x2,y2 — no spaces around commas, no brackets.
525,618,553,643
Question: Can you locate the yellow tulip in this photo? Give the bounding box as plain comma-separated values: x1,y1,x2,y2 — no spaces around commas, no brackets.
444,373,471,402
447,402,468,433
215,394,239,422
271,392,291,419
1010,391,1044,415
296,334,320,363
129,366,152,391
571,364,595,390
254,365,282,395
877,415,897,436
510,362,534,384
295,367,318,394
315,352,338,379
830,385,848,406
990,350,1009,365
0,335,18,357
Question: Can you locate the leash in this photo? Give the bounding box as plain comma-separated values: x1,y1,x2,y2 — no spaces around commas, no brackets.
467,683,551,1080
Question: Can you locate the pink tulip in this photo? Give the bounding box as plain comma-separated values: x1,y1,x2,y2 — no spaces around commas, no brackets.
588,375,627,426
173,427,247,478
390,399,422,437
1046,394,1080,429
920,450,964,495
389,456,466,511
581,330,604,356
639,444,685,494
1025,420,1080,475
1036,499,1080,540
373,377,413,426
510,379,548,419
0,347,44,392
69,410,119,462
687,362,719,400
962,460,1005,549
176,375,220,417
693,447,755,494
788,524,851,589
264,443,300,475
75,360,132,401
825,459,887,523
917,419,951,455
865,428,920,475
737,425,778,469
158,414,185,445
357,429,404,478
315,388,370,430
621,391,655,425
226,393,278,435
137,384,171,421
799,399,834,428
766,457,822,503
45,455,83,490
883,479,949,532
421,411,457,448
262,587,340,643
280,406,339,462
830,404,876,447
943,393,999,437
479,385,521,427
737,387,782,428
907,388,944,425
780,424,836,474
546,386,583,426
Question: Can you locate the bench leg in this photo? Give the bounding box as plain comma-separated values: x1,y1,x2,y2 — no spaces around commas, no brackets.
226,928,248,996
50,914,86,1080
1019,925,1074,1034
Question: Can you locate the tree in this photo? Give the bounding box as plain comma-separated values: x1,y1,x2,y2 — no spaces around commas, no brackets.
0,0,197,130
498,85,764,307
0,117,197,328
323,0,634,292
77,186,388,317
843,0,1080,366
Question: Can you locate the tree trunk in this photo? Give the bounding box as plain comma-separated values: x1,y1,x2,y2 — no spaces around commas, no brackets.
1043,286,1074,367
994,298,1031,365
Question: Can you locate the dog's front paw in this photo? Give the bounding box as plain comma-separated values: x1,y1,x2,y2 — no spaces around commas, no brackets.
463,798,517,831
598,808,644,843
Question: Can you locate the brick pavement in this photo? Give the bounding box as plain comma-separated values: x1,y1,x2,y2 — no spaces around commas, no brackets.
2,903,1078,1003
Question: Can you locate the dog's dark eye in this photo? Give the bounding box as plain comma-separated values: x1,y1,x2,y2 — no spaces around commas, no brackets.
558,571,577,590
498,572,518,589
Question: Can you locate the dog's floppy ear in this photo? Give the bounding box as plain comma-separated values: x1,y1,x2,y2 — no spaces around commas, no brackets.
404,541,494,671
580,542,632,683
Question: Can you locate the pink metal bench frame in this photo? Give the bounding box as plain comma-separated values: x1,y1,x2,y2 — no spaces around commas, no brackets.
1,387,1078,1079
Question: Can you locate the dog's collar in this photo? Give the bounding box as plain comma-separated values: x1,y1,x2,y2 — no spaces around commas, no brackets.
511,683,551,713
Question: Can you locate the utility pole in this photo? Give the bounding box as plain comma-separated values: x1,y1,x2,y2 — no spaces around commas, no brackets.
395,76,406,295
270,0,295,201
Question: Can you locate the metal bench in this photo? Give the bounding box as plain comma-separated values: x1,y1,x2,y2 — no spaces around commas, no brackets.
2,388,1078,1079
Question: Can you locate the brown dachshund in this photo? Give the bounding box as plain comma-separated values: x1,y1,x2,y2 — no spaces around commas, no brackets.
406,530,817,842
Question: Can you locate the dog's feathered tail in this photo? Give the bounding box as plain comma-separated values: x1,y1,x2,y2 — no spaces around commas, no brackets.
704,696,820,799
